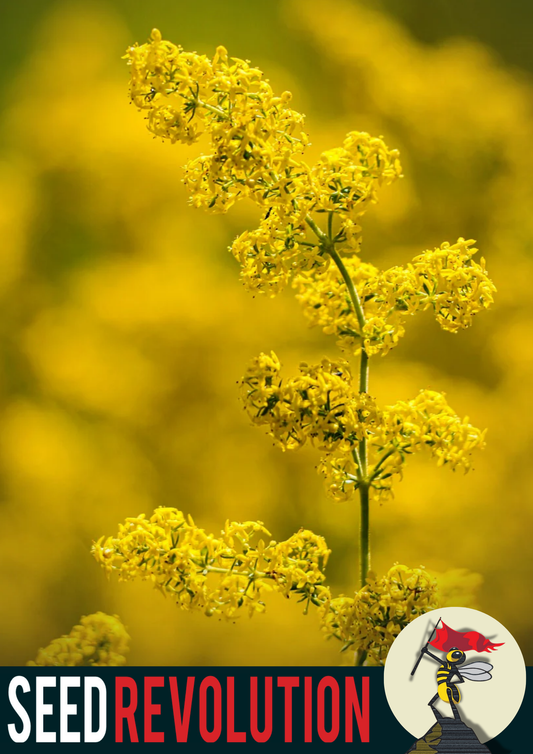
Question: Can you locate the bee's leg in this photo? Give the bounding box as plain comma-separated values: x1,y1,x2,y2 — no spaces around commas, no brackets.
428,693,441,720
446,688,461,721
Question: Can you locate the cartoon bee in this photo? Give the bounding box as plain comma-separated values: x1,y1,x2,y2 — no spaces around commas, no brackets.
420,645,493,713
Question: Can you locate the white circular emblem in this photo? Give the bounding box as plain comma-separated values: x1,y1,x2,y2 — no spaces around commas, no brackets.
384,606,526,744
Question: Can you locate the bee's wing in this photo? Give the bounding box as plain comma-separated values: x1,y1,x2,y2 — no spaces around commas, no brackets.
462,661,493,672
460,662,493,681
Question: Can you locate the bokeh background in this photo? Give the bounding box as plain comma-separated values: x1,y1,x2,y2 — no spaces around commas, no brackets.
2,0,533,665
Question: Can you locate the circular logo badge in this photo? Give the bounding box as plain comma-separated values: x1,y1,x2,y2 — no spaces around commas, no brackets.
384,606,526,745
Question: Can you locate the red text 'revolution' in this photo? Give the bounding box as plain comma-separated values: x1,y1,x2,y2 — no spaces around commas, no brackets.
115,675,370,744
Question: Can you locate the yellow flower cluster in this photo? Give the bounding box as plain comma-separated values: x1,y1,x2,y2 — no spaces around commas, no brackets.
318,452,362,503
91,508,476,665
240,355,485,501
127,31,402,295
311,131,402,216
412,238,496,333
318,564,439,664
377,388,487,470
93,507,331,619
240,351,378,451
294,238,496,356
230,131,400,295
294,256,413,356
28,612,130,667
126,29,308,213
320,389,486,502
231,210,316,297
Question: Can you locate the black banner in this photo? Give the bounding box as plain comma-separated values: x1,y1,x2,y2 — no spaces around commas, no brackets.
0,667,529,750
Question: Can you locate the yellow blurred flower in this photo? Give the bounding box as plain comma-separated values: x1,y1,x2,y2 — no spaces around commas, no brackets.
28,612,129,667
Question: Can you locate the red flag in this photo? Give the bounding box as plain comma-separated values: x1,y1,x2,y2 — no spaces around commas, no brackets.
429,621,504,653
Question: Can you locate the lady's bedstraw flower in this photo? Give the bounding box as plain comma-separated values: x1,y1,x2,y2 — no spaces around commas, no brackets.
126,30,308,213
318,563,482,665
93,507,331,619
27,613,130,667
412,238,496,332
320,389,486,502
92,511,476,665
241,356,485,502
294,238,495,356
240,352,379,451
377,389,487,471
126,30,495,665
126,31,402,295
310,132,402,217
319,565,438,663
230,210,320,296
294,256,416,356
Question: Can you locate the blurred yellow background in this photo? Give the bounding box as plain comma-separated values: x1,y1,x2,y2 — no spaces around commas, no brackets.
2,0,533,665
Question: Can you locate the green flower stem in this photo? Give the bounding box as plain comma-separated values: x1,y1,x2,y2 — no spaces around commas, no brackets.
358,349,370,545
359,482,370,588
324,240,369,486
320,234,367,333
305,214,328,243
194,98,227,118
306,214,371,593
351,448,365,483
359,349,369,393
304,216,367,373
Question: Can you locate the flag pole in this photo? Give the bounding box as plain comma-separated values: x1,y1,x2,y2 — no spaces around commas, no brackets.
411,617,442,676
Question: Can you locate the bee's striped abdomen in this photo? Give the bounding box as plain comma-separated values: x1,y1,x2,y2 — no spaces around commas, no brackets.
437,662,461,704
